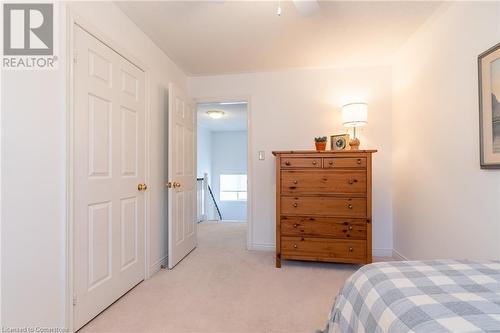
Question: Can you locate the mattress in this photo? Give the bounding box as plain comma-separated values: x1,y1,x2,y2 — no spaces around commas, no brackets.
321,260,500,332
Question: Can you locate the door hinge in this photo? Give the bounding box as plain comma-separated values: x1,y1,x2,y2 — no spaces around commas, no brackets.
73,294,77,306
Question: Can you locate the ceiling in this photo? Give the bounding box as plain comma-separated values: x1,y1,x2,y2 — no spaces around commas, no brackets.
116,1,441,76
197,102,248,132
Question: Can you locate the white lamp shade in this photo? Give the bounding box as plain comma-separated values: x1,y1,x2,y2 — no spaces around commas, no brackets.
342,103,368,127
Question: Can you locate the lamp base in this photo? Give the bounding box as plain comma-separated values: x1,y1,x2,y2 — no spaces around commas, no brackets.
349,137,360,150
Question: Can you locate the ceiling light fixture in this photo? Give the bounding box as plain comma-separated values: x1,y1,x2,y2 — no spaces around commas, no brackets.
219,101,247,105
206,110,225,119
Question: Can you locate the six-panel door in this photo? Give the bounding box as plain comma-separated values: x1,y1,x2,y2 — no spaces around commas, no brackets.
74,25,146,331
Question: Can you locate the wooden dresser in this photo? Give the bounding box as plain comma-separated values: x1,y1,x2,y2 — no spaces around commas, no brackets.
272,150,376,268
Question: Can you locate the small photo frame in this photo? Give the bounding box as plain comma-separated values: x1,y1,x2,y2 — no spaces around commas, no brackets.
331,134,350,150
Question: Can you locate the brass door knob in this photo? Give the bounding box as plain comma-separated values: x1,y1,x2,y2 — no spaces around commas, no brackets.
166,182,172,188
173,182,181,188
138,183,148,191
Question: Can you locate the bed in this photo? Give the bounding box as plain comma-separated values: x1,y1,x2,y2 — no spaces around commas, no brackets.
320,260,500,333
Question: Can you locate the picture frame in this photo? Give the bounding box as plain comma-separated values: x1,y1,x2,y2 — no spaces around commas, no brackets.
330,134,350,151
479,42,500,168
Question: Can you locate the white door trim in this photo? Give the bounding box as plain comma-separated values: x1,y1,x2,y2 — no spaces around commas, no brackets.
193,96,253,250
65,9,151,331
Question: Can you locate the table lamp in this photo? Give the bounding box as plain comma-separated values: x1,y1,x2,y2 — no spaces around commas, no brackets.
342,103,368,150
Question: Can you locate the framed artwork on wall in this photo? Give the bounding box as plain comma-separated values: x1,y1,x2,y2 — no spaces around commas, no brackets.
479,42,500,169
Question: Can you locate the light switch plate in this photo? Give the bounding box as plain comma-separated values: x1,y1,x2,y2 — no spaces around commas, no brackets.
258,151,265,160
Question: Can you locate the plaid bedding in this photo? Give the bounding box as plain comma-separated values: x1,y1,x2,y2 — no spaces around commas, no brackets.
323,260,500,333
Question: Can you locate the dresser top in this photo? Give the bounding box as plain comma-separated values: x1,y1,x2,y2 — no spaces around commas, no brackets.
272,150,377,156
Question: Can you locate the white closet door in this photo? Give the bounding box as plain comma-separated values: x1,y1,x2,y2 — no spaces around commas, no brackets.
167,83,197,269
73,25,146,331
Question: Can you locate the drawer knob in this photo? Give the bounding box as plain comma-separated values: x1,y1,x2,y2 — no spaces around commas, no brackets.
293,203,298,207
293,180,298,184
349,247,354,252
293,244,298,249
348,204,353,209
328,161,333,165
312,161,317,165
293,223,299,228
285,161,290,166
348,225,353,230
357,159,362,165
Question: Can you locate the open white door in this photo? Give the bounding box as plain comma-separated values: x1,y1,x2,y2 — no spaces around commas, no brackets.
73,25,146,330
167,83,197,269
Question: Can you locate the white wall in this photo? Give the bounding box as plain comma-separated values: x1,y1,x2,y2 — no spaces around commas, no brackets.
392,2,500,260
197,126,212,181
1,4,67,327
189,67,393,252
1,1,187,328
211,131,248,221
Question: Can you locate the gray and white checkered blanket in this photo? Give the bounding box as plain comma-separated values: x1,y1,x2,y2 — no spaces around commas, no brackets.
322,260,500,332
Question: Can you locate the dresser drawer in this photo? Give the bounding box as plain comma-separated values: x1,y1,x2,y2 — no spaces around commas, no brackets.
281,216,366,239
281,157,321,168
281,170,366,194
281,236,366,261
323,157,366,168
281,196,366,217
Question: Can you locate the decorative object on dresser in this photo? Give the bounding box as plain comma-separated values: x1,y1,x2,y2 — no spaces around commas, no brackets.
330,134,350,151
314,136,328,151
342,103,368,150
272,150,376,268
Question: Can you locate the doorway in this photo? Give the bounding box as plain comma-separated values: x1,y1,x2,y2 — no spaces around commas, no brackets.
196,101,249,232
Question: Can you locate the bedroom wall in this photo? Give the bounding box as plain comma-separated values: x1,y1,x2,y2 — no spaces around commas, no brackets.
189,66,393,254
1,1,187,328
392,2,500,260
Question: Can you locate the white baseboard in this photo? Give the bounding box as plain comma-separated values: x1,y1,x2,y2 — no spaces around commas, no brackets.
248,243,275,251
149,255,167,276
373,248,393,257
392,249,408,261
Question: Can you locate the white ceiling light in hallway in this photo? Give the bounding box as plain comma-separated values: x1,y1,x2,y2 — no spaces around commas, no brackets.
206,110,225,119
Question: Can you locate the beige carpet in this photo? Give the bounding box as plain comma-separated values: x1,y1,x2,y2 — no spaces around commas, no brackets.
80,222,373,333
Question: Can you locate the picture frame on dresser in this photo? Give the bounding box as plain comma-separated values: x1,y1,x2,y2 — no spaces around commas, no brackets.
478,42,500,168
331,134,350,151
272,150,376,268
